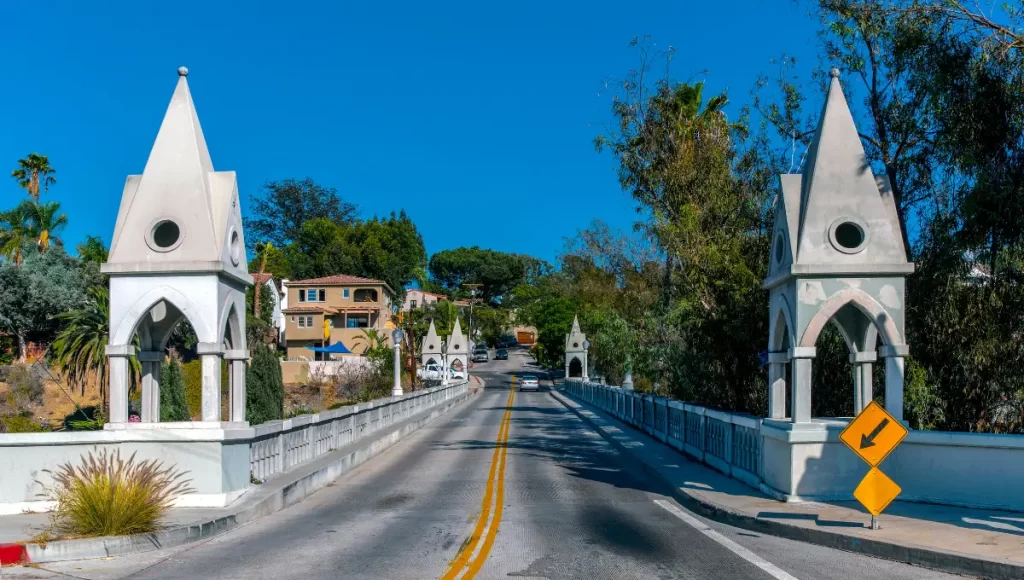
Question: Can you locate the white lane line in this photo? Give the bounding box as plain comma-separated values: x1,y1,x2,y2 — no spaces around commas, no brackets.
654,499,799,580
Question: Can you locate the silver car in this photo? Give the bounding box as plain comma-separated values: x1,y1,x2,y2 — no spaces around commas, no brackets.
518,375,540,391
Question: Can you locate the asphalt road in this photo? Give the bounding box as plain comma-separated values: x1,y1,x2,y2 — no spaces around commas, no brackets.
11,350,970,580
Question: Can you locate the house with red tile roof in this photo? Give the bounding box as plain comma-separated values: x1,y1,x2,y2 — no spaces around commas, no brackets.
280,274,396,360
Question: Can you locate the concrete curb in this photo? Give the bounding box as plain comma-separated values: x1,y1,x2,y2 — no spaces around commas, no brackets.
550,388,1024,580
13,389,473,565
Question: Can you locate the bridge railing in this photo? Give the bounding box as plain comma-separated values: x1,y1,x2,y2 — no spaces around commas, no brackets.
250,380,468,482
561,379,763,489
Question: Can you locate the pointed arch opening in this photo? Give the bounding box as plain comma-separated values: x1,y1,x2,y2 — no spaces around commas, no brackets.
568,357,583,378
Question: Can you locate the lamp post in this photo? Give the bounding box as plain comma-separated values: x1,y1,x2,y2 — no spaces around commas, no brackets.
582,340,591,382
392,328,404,397
441,340,449,387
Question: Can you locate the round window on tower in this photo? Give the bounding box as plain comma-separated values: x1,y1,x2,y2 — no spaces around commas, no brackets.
828,217,868,254
147,219,184,252
573,342,579,348
229,229,242,266
428,344,434,350
774,233,785,264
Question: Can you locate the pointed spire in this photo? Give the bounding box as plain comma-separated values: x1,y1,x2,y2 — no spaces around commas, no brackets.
570,315,581,335
786,67,909,267
105,67,250,284
451,317,464,339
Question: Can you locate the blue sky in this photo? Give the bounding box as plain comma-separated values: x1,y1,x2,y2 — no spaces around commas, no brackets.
0,0,821,265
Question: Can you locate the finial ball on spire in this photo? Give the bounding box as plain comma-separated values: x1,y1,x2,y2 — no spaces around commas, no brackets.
830,67,840,79
178,66,189,77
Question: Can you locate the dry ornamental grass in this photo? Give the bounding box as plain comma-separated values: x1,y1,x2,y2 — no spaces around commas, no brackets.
38,449,193,538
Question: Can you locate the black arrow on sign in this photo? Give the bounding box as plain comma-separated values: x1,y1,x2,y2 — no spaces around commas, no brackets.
860,418,890,449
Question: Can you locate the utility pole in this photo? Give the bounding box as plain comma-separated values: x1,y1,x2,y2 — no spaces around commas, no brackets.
464,283,482,349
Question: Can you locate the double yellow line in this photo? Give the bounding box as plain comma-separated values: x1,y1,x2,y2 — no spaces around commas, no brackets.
441,383,516,580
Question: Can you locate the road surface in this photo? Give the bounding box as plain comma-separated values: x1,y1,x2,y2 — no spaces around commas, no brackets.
11,349,968,579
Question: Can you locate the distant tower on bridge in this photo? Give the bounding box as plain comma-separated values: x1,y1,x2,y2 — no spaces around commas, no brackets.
421,320,443,368
762,68,913,424
446,317,468,376
564,316,587,381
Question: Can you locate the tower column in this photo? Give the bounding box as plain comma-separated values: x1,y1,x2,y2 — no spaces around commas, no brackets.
788,347,816,423
105,344,136,424
138,350,164,422
197,342,224,422
225,349,249,423
767,351,789,419
850,351,876,414
879,344,909,423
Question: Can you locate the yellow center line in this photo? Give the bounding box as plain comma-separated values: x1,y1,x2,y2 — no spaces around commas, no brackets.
441,386,515,580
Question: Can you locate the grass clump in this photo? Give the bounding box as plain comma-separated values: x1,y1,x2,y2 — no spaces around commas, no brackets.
39,449,193,538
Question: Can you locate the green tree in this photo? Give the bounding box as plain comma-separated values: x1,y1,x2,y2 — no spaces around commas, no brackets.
11,153,56,202
159,357,190,422
534,296,578,368
23,200,69,253
349,211,428,293
245,178,358,249
428,247,528,304
0,203,33,265
246,343,284,425
0,246,87,361
76,236,109,265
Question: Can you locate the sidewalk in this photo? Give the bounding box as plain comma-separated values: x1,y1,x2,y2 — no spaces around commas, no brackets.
550,388,1024,580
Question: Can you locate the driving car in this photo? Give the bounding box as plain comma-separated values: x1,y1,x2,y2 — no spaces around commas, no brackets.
472,349,488,362
495,349,508,360
518,375,540,391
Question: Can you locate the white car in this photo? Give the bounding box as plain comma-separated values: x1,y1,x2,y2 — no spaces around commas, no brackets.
449,368,467,380
416,364,443,380
518,375,540,391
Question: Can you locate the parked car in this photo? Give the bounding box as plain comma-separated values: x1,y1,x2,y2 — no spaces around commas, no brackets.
416,363,443,380
449,368,467,380
495,349,508,360
518,375,540,391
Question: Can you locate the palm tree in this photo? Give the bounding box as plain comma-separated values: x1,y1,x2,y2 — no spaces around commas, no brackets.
23,200,68,253
11,153,56,202
253,242,273,319
51,286,140,407
0,204,33,265
76,235,109,265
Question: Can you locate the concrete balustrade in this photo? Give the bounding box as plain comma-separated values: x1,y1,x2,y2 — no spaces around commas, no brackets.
0,381,468,515
562,379,1024,512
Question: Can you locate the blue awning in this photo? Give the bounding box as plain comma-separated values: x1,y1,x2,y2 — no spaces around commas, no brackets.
306,342,353,354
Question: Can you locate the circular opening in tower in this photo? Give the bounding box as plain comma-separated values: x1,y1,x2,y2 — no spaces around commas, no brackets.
828,217,868,254
428,344,434,350
149,219,182,251
774,233,785,263
229,229,241,266
573,342,579,348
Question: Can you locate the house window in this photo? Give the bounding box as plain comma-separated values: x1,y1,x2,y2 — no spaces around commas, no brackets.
297,315,314,328
306,315,314,327
305,289,317,302
411,300,418,309
290,316,295,322
343,288,350,299
347,314,369,328
297,292,305,303
318,289,326,302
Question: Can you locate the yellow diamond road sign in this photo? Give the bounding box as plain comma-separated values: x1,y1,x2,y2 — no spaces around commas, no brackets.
854,467,902,516
839,401,908,467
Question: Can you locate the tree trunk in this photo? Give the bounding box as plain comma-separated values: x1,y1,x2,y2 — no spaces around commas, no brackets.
16,332,27,362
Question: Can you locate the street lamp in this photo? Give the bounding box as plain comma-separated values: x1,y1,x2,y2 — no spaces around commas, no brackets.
582,340,591,382
440,340,449,387
392,328,404,397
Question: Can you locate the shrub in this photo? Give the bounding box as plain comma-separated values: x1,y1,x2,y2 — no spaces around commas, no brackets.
1,415,49,432
246,343,284,425
63,406,105,431
285,404,316,418
181,359,229,420
159,358,191,422
4,363,45,411
39,449,193,537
